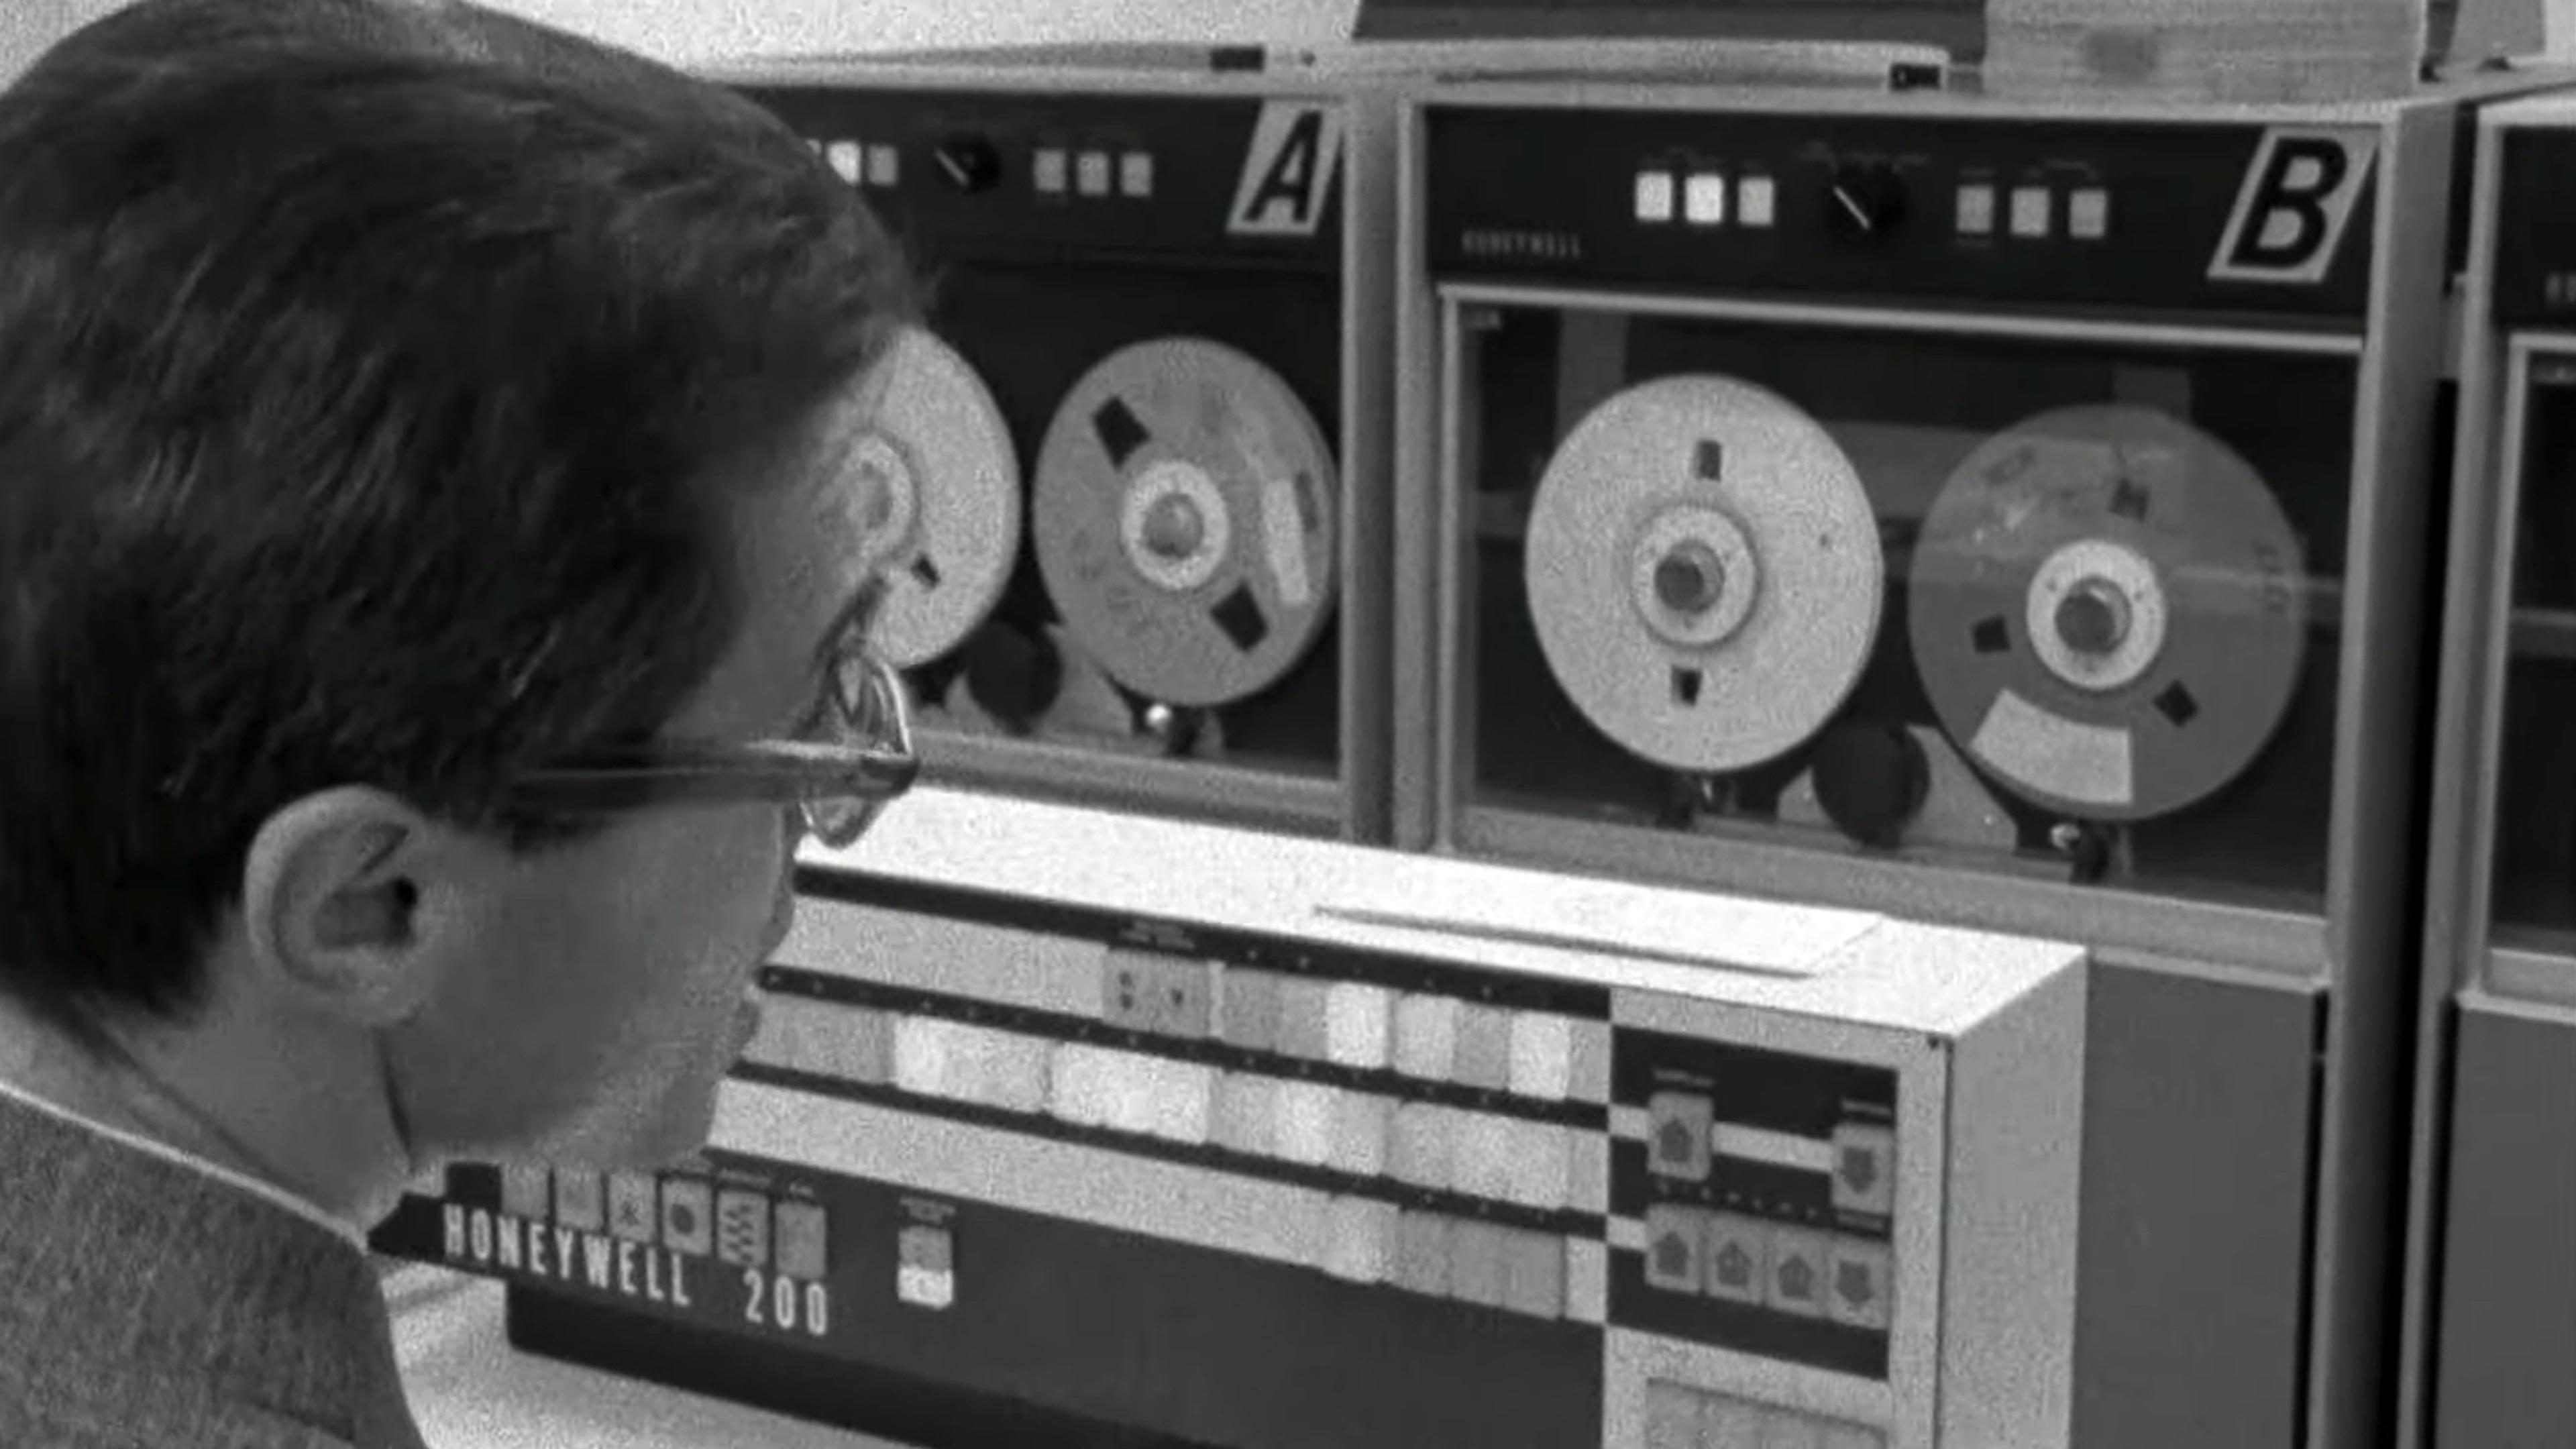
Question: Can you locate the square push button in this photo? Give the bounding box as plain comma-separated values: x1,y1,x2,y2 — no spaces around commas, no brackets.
1032,147,1067,194
897,1225,954,1309
773,1201,830,1281
1646,1091,1713,1181
1393,994,1458,1079
1831,1122,1896,1217
1507,1012,1573,1099
553,1171,604,1232
1275,978,1332,1061
1453,1005,1513,1090
1394,1212,1450,1295
499,1163,551,1221
1766,1226,1828,1318
1703,1213,1766,1303
1446,1220,1508,1306
717,1189,771,1268
1325,982,1393,1069
607,1173,657,1242
1642,1204,1704,1293
1390,1102,1456,1191
1827,1238,1894,1330
660,1179,714,1256
1213,1073,1277,1157
1499,1230,1565,1319
1220,969,1282,1053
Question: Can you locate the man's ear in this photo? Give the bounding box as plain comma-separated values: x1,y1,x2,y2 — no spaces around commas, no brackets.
235,788,500,1028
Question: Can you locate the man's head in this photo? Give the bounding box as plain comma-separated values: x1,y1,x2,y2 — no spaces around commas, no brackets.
0,0,915,1172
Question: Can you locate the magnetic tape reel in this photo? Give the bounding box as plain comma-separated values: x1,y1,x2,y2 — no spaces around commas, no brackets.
1523,374,1885,777
1030,337,1342,718
1907,403,2308,824
841,325,1023,671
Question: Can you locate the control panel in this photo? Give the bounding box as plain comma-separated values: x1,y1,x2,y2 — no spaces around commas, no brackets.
1421,105,2383,321
2493,126,2576,326
373,792,2084,1449
745,85,1346,268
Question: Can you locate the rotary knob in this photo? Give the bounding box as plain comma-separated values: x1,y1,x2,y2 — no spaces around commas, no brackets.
931,136,1004,193
1823,162,1908,237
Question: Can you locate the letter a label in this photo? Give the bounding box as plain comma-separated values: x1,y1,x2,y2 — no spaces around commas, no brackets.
2207,128,2379,285
1228,103,1344,238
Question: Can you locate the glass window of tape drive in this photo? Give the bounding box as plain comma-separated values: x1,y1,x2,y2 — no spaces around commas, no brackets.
1410,100,2422,967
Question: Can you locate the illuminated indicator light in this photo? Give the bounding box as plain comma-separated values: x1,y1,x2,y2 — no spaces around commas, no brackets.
1737,175,1777,227
2070,186,2110,239
2010,185,2052,238
1635,170,1676,223
1033,148,1067,194
1956,182,1996,235
1684,172,1728,225
865,144,899,188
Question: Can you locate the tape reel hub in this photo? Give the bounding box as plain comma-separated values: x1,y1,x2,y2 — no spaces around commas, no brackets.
1524,374,1883,775
849,432,920,553
2029,539,2168,692
1632,506,1760,648
1120,459,1232,592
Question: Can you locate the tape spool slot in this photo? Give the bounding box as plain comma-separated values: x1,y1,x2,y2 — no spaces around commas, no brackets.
1523,373,1886,786
1906,403,2308,826
1031,337,1342,729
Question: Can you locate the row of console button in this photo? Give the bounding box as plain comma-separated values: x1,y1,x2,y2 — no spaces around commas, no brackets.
1642,1204,1892,1331
494,1163,830,1281
746,998,1609,1212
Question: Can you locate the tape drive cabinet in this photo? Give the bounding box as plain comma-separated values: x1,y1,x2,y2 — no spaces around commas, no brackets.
696,54,1398,841
1388,75,2554,1449
375,789,2086,1449
2398,90,2576,1449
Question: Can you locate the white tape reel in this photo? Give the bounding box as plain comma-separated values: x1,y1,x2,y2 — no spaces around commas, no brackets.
843,325,1022,670
1524,375,1884,774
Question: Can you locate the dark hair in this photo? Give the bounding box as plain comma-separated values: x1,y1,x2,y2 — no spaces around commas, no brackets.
0,0,916,1039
